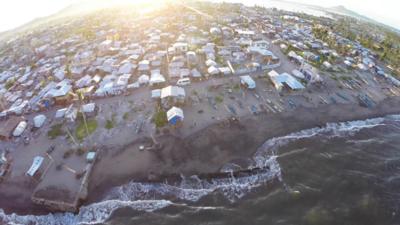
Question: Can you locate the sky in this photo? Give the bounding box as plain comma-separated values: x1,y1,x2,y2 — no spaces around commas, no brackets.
0,0,398,32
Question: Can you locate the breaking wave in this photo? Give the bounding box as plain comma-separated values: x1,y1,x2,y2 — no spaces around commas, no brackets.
1,115,397,225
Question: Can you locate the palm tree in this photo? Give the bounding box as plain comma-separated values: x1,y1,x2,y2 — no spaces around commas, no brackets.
78,91,89,137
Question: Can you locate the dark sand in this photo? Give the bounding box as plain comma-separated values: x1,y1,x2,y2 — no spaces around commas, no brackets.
2,97,400,215
86,97,400,204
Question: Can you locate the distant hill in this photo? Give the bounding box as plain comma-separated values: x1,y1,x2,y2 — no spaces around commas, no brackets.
323,5,400,33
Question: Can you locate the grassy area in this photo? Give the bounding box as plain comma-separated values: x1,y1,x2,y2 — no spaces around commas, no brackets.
152,108,167,128
123,112,129,120
105,119,114,130
76,119,98,141
215,95,224,104
5,79,15,89
47,123,64,139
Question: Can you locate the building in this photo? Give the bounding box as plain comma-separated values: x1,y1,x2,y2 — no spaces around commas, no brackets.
240,75,256,89
268,70,305,91
167,107,184,125
161,86,185,107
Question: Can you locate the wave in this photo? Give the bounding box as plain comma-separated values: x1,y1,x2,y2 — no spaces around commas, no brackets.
1,114,398,225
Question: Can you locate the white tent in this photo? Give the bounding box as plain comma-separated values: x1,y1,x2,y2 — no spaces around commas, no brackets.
33,114,46,128
13,121,27,137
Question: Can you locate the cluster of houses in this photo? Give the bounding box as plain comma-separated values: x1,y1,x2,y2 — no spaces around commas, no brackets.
0,2,398,140
0,4,293,136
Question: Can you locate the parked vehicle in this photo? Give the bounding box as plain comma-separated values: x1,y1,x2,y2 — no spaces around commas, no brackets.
176,78,191,86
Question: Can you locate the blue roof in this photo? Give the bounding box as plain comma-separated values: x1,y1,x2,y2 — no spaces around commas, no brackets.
276,73,305,90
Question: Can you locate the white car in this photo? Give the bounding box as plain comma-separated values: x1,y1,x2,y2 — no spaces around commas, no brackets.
176,78,191,86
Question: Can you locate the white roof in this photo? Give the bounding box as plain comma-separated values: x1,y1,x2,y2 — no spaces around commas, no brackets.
167,106,184,121
47,80,72,98
268,70,280,77
291,69,305,79
13,121,27,137
26,156,44,177
55,108,67,118
206,59,217,67
33,114,46,128
81,103,96,113
161,86,185,99
208,66,220,75
150,73,166,85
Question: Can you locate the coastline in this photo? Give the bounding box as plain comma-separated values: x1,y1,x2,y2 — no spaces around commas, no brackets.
2,97,400,215
85,96,400,205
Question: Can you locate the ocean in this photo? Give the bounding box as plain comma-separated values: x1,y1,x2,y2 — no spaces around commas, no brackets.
1,114,400,225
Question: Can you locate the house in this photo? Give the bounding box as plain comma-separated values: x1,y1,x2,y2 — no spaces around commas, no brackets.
75,75,92,88
161,86,185,107
138,74,150,86
236,29,255,38
219,67,232,75
186,51,197,65
240,75,256,89
191,69,202,80
251,40,270,49
55,108,67,119
248,46,279,65
268,70,305,91
138,60,150,72
172,42,189,54
149,71,166,86
80,103,97,117
118,62,135,74
33,114,46,128
46,80,73,105
167,107,184,125
208,66,220,76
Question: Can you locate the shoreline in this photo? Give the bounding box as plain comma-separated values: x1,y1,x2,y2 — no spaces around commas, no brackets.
85,96,400,205
2,97,400,215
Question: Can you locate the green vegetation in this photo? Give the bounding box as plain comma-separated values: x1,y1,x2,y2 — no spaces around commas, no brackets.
123,112,129,120
313,21,400,77
152,108,167,128
215,95,224,103
105,119,115,130
5,79,15,89
76,119,98,141
48,123,64,139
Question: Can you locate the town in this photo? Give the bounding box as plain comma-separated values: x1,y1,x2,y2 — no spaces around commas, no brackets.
0,1,399,212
